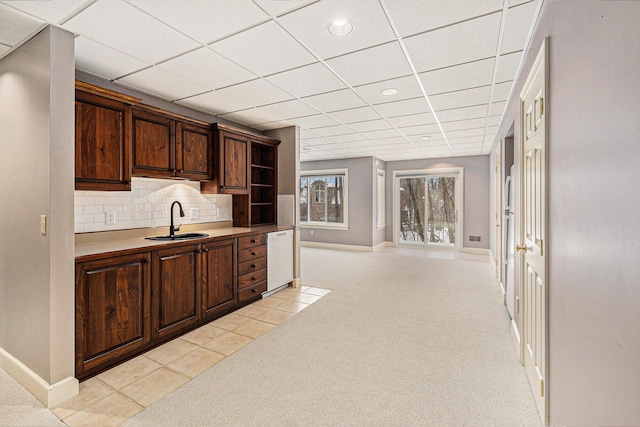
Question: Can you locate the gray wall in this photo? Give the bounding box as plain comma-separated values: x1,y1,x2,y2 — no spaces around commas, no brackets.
385,156,490,249
0,27,75,384
494,1,640,425
301,157,375,247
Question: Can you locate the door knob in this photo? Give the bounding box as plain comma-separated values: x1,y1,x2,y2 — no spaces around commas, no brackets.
515,244,528,253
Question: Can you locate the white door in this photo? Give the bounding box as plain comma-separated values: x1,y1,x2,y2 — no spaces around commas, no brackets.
517,39,548,424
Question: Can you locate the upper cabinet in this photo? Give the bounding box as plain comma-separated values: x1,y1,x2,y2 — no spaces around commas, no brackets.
203,123,279,227
75,82,140,191
131,106,213,181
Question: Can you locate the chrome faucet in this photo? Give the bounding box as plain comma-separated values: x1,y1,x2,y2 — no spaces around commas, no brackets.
170,201,185,237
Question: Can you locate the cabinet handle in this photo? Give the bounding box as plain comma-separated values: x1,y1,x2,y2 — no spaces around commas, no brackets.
178,169,184,173
251,276,256,281
251,251,256,256
203,248,209,253
250,264,256,268
251,239,257,243
251,288,257,293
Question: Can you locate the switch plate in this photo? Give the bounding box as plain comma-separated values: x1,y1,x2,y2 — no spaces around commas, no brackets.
40,215,46,235
190,208,200,219
105,211,116,225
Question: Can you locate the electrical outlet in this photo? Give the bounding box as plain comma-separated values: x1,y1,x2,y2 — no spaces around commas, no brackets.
190,208,200,219
105,211,116,225
476,236,482,242
310,230,314,235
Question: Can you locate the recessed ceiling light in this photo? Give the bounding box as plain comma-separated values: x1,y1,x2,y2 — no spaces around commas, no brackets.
381,88,398,96
328,19,353,36
420,135,431,140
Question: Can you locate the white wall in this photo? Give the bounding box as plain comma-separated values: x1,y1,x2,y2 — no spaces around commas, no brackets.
494,1,640,424
0,26,76,398
75,178,232,233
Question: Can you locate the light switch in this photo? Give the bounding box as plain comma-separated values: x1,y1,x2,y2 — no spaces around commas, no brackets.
40,215,46,235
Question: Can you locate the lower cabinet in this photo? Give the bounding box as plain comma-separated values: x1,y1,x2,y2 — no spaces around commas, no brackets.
202,238,237,319
152,244,201,339
75,252,151,378
75,237,243,379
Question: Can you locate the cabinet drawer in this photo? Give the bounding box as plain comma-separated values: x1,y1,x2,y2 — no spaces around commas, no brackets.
238,257,267,276
238,245,266,262
238,281,267,304
238,269,267,289
238,234,267,249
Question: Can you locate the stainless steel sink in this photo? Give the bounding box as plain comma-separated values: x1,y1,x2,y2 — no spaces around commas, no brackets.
145,232,209,241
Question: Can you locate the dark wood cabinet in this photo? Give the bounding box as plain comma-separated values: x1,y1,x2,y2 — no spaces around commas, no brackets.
152,244,201,338
201,238,237,319
75,252,151,378
237,233,268,306
203,124,279,227
176,121,213,180
75,82,140,191
132,107,213,181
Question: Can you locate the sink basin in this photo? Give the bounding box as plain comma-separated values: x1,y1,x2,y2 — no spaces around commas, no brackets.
145,232,209,241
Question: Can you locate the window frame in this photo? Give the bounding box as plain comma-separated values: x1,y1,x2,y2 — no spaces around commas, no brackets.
376,169,386,229
300,168,348,230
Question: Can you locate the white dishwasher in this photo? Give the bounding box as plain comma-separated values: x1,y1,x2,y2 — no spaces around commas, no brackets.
266,229,294,296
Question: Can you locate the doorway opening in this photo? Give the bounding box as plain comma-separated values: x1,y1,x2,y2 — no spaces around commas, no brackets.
393,168,463,251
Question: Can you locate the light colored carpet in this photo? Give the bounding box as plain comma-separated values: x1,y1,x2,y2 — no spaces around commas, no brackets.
0,369,65,427
124,247,542,427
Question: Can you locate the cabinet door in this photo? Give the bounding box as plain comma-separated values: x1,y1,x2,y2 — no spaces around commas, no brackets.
75,90,131,191
152,244,200,338
202,239,237,319
176,121,213,180
132,108,175,178
75,253,151,378
219,131,249,194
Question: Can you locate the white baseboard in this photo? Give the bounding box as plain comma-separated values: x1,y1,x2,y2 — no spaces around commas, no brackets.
511,320,521,360
0,347,78,408
461,247,491,256
372,242,387,251
301,241,375,252
291,277,303,288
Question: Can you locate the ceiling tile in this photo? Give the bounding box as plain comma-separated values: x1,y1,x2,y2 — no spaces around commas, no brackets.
348,119,393,133
303,89,366,113
495,51,523,83
361,128,403,140
300,129,324,140
2,0,88,24
385,0,502,37
486,115,502,126
446,128,486,139
128,0,269,44
218,108,275,126
63,0,199,64
374,136,411,145
253,0,316,16
398,123,442,136
342,140,381,149
265,62,346,98
158,47,257,90
312,125,357,137
0,44,10,56
418,58,495,95
501,1,539,54
75,36,148,80
328,106,381,124
0,5,43,46
288,114,341,129
328,133,368,143
492,81,513,103
251,99,320,121
386,112,435,128
429,86,492,111
489,101,507,116
326,41,412,87
214,79,293,111
176,90,252,115
251,120,293,131
117,67,209,101
441,118,487,131
277,0,395,59
373,97,431,118
210,21,315,77
353,75,423,105
509,0,535,6
435,104,488,122
404,12,502,73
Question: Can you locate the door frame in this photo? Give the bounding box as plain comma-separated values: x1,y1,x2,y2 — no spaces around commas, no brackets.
392,167,464,250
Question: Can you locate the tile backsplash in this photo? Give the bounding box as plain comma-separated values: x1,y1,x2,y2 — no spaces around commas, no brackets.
75,177,232,233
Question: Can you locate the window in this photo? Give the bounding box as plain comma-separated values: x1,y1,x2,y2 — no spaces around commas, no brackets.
300,169,348,229
376,170,385,228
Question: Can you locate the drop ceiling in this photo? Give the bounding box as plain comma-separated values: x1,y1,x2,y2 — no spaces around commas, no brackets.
0,0,541,162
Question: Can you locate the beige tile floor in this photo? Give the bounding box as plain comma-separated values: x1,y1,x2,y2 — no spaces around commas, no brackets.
52,285,330,427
